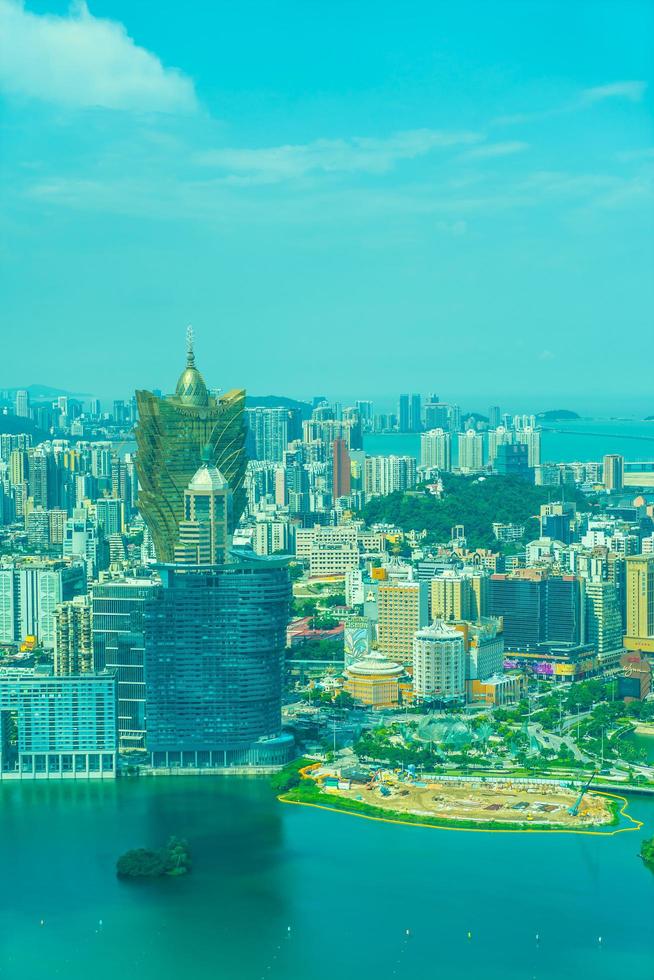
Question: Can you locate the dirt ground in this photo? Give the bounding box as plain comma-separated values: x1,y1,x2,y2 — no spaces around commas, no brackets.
321,775,612,827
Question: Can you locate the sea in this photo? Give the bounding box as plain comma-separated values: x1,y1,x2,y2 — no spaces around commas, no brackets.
0,776,652,980
363,418,654,464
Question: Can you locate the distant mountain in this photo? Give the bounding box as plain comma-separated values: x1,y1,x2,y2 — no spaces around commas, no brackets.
536,409,580,421
2,384,91,401
246,395,313,418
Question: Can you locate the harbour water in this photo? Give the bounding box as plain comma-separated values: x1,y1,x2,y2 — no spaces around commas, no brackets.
0,777,652,980
364,418,654,463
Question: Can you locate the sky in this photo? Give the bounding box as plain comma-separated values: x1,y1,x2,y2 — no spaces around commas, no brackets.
1,0,653,414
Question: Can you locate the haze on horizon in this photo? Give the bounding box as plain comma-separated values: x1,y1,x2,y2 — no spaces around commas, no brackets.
1,1,653,411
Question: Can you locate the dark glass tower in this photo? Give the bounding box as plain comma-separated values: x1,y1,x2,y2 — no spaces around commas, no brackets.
144,556,293,768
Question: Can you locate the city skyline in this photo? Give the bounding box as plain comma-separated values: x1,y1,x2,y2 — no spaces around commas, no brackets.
1,1,653,409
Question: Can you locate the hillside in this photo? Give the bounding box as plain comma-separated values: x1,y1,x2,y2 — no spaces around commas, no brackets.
362,474,589,549
536,409,580,421
246,395,312,418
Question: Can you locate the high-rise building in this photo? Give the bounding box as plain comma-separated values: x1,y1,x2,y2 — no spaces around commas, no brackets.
398,394,410,433
134,331,247,562
488,406,501,428
0,560,86,648
174,449,233,565
430,573,473,623
420,429,452,472
624,554,654,653
377,579,429,663
92,578,161,753
585,581,623,661
489,572,582,652
494,443,530,479
413,620,466,701
603,454,624,492
424,401,449,430
14,390,30,419
246,407,289,462
54,594,93,675
457,430,483,473
364,455,416,499
63,508,100,578
0,670,117,779
332,438,351,498
516,427,541,467
144,558,292,769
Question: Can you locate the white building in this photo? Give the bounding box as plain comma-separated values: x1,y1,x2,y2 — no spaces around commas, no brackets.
457,430,483,473
364,455,417,499
413,620,466,700
420,429,452,472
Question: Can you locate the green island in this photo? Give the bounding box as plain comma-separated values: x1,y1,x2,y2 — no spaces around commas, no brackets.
116,836,191,879
640,836,654,871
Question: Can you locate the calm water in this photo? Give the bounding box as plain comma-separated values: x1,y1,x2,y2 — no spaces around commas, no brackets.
622,731,654,764
364,419,654,464
0,777,652,980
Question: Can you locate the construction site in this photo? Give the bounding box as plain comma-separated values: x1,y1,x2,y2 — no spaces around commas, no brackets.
313,767,615,829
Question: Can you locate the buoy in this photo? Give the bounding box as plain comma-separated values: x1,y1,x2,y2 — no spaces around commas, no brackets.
405,928,410,936
598,936,602,944
99,920,103,927
467,931,472,940
536,933,540,942
40,920,45,927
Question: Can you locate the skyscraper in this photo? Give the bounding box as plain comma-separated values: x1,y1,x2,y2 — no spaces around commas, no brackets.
134,330,247,562
332,438,351,498
14,390,30,419
420,429,452,472
603,454,624,492
457,430,483,472
624,554,654,653
144,558,293,768
92,578,161,752
174,449,233,565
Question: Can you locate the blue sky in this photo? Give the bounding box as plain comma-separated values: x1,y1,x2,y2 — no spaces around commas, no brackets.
1,1,653,413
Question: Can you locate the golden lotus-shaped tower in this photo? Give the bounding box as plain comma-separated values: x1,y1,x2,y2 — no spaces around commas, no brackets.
134,329,247,562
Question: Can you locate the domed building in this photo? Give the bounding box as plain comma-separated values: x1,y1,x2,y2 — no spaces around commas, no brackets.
134,328,247,562
344,649,406,707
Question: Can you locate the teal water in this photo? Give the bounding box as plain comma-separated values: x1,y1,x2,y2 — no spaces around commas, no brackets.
364,419,654,464
1,778,652,980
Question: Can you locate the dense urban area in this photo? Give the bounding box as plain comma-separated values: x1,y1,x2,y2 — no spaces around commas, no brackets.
0,337,653,831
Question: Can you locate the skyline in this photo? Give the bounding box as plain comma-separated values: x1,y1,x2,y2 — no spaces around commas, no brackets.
1,1,654,409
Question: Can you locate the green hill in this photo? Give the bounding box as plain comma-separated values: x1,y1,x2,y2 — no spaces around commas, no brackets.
362,474,589,549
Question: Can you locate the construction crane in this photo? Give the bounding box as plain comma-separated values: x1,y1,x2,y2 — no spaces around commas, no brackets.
568,771,597,816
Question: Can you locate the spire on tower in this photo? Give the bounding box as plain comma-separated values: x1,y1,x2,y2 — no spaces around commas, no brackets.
186,324,195,366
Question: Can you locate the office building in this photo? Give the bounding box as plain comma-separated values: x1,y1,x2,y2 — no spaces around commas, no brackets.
377,579,429,663
63,508,100,578
413,620,466,701
92,578,160,753
585,581,623,661
624,554,654,653
144,558,293,769
134,332,247,561
489,571,582,652
603,454,624,492
332,438,351,498
0,670,117,779
420,429,452,472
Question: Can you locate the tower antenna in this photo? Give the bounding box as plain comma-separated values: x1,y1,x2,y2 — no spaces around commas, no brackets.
186,324,195,365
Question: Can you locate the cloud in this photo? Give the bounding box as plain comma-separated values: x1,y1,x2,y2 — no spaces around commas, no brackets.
580,81,647,105
462,141,529,160
195,129,482,181
538,350,555,361
0,0,197,112
492,80,647,128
